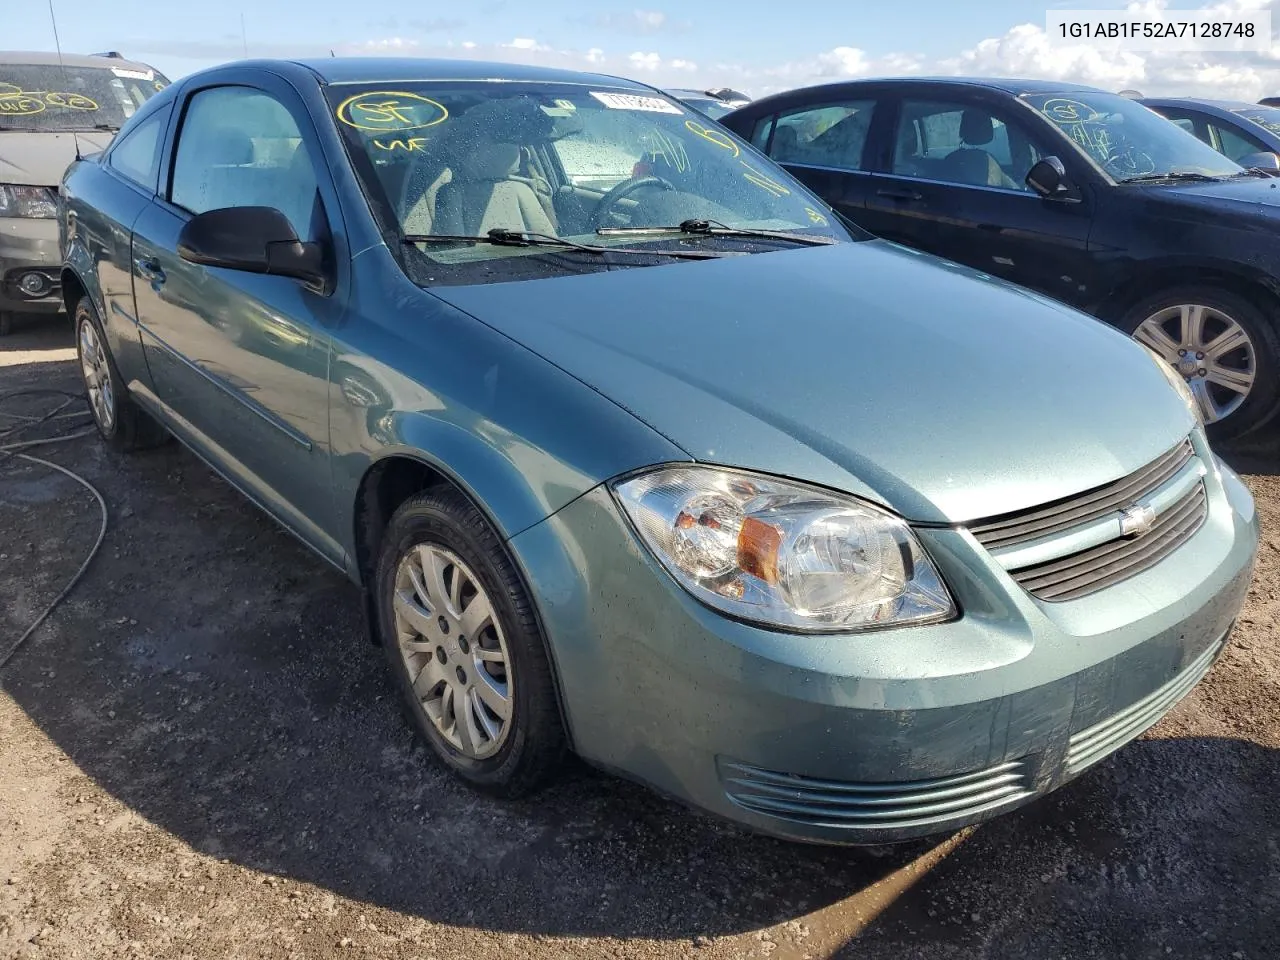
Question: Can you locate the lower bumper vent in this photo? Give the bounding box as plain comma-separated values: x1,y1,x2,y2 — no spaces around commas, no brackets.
717,758,1033,832
1066,639,1223,776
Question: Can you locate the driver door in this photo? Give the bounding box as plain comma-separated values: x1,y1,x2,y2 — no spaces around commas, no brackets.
131,76,349,562
860,93,1098,308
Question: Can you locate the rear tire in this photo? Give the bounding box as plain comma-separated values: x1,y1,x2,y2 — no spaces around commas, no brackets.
1119,285,1280,442
374,486,566,798
74,296,168,451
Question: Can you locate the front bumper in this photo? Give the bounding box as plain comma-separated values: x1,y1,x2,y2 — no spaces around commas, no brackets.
511,449,1258,845
0,217,62,314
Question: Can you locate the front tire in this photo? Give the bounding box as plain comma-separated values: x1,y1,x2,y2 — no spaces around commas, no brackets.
1120,286,1280,441
74,296,167,451
374,486,566,797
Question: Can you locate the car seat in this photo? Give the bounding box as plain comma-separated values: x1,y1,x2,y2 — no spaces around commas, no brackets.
432,141,557,236
942,110,1017,188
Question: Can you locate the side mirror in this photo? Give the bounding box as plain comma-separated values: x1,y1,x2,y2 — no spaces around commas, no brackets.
177,206,328,290
1026,156,1074,199
1238,151,1280,175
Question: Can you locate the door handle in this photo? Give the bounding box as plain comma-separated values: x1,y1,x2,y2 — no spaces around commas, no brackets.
135,256,165,284
876,188,924,202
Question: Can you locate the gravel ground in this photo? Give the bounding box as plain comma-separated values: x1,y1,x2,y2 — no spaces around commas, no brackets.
1,320,1278,960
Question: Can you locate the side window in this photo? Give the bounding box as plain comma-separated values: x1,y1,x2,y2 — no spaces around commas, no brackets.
1210,122,1266,163
170,86,319,239
1156,110,1212,146
766,101,877,171
892,99,1044,192
750,115,775,151
107,106,170,191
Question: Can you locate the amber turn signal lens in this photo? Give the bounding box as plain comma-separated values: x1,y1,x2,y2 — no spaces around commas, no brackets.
738,516,782,584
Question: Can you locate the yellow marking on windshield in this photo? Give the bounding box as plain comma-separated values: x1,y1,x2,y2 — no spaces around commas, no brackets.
43,92,99,110
684,118,739,157
336,91,448,132
373,137,430,152
0,88,100,115
804,207,829,225
741,161,790,197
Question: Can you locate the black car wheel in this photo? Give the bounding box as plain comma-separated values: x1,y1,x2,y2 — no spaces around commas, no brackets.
74,296,168,451
374,486,566,797
1121,286,1280,441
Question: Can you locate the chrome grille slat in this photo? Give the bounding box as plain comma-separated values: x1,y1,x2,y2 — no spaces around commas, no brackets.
1017,486,1206,601
967,438,1207,602
970,440,1193,549
718,759,1034,831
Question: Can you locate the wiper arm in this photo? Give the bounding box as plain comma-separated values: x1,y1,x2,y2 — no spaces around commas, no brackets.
1119,171,1223,183
402,228,723,260
597,217,836,246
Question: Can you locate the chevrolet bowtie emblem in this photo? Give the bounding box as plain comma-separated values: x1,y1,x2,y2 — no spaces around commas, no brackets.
1119,503,1157,538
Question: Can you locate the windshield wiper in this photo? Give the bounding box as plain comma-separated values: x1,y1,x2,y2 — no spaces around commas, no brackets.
1119,171,1223,184
597,218,836,246
402,228,724,260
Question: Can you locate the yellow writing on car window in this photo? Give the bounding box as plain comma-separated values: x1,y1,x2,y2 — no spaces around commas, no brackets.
647,130,689,173
684,118,739,157
741,161,790,197
336,91,448,132
804,206,829,225
0,88,99,115
43,92,99,110
373,137,430,152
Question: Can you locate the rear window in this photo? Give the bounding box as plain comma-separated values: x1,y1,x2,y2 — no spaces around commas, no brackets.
0,63,170,133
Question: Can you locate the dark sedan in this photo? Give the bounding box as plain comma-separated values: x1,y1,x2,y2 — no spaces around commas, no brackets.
1141,97,1280,170
721,78,1280,440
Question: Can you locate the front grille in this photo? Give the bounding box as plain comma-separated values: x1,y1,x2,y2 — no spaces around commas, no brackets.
1066,638,1222,775
970,440,1194,550
718,758,1033,831
969,439,1207,602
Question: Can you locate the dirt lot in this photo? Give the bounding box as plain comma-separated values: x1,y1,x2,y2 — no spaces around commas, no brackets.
2,320,1278,960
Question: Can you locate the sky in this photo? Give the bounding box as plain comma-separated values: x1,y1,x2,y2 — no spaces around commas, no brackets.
7,0,1280,100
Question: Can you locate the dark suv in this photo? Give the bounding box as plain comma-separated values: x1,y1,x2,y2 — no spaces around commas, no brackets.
721,78,1280,440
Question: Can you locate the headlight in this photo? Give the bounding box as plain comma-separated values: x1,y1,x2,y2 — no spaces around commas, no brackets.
612,466,955,633
1140,343,1201,423
0,184,58,219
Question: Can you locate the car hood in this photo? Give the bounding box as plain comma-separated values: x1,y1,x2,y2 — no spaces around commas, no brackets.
0,131,114,187
431,240,1194,524
1145,174,1280,215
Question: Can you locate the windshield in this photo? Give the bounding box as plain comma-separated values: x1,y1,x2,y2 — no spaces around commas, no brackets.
680,98,735,119
0,63,169,132
1022,91,1244,180
1233,106,1280,138
326,81,849,285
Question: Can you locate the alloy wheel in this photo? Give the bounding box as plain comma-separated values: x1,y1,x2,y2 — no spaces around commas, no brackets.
78,316,115,432
1132,303,1256,424
392,544,513,760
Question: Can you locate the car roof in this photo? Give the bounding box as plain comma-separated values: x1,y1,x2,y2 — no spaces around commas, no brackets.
288,57,651,90
776,76,1103,97
0,49,158,72
1141,97,1270,112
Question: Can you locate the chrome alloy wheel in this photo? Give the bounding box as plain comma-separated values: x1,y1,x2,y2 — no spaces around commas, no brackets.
78,317,115,432
1132,303,1256,424
392,544,513,760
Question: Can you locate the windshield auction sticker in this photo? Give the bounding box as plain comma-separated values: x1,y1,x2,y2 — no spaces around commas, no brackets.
589,92,683,114
1046,9,1270,51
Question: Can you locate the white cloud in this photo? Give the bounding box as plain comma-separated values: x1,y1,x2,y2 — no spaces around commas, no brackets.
585,47,606,64
503,37,548,52
587,9,683,35
462,41,477,50
628,51,662,71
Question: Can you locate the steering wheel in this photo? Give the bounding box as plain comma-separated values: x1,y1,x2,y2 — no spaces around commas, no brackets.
589,176,675,229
